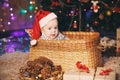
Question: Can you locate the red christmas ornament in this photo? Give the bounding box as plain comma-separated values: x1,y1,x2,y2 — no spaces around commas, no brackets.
73,20,77,28
52,1,59,6
67,0,70,3
93,20,99,26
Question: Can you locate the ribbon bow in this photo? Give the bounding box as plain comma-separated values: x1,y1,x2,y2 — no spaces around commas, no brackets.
99,68,113,75
76,61,89,73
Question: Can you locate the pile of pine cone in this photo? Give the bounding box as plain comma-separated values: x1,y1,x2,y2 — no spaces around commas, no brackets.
19,56,64,80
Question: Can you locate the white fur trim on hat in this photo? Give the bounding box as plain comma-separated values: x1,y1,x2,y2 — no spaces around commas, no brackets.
30,39,37,46
39,13,57,28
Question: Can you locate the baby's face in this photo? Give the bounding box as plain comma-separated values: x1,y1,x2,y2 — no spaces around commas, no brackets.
41,18,58,40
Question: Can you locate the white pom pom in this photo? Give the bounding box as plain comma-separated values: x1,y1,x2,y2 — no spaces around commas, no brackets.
30,39,37,46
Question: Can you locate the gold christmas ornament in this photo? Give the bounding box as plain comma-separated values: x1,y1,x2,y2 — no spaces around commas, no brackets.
106,10,112,16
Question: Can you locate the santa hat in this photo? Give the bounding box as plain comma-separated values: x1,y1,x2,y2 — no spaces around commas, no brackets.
30,10,57,46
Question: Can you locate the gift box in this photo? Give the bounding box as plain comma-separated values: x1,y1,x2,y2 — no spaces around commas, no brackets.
104,57,120,80
104,57,120,67
63,68,95,80
104,57,120,74
117,28,120,55
94,67,116,80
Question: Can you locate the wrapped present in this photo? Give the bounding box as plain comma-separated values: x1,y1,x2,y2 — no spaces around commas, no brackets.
63,68,95,80
104,57,120,67
94,67,116,80
117,28,120,55
104,57,120,74
104,57,120,80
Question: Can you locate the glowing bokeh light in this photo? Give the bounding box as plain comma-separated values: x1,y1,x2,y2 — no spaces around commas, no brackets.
3,2,9,7
20,8,27,14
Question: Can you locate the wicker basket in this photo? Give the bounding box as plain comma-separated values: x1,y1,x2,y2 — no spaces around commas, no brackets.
29,32,102,71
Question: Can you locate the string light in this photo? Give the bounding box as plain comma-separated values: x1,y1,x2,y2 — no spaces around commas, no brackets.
3,2,9,7
10,8,13,11
28,4,34,11
30,1,33,4
0,18,3,21
29,15,33,18
0,25,3,28
35,6,38,10
20,8,27,14
0,0,36,33
2,29,5,32
8,22,11,25
11,16,16,20
10,13,13,16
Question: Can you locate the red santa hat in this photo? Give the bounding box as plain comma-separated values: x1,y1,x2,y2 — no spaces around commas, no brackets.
30,10,57,46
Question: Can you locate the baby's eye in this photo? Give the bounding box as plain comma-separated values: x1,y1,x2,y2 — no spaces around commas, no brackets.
54,27,58,29
48,27,51,30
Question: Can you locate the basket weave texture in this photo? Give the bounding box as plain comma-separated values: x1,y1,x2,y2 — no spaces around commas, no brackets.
29,32,102,71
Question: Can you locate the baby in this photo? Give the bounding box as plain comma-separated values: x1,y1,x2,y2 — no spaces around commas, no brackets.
26,10,68,46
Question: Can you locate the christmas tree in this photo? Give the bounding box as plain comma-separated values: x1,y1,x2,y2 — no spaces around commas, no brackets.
0,0,120,34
